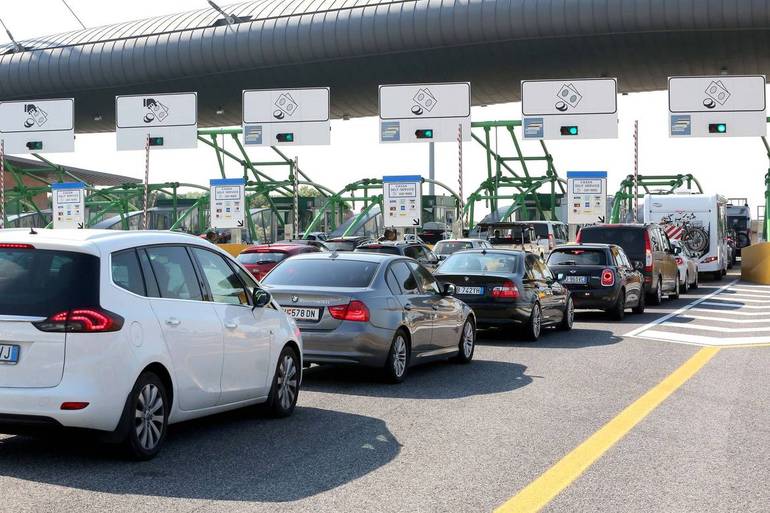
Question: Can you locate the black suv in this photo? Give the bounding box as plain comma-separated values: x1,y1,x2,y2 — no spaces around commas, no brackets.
355,241,440,271
577,224,679,305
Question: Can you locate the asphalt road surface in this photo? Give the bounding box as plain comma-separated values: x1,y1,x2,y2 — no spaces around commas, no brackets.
1,268,767,513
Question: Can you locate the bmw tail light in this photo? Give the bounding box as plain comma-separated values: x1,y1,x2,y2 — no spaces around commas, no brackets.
492,281,520,299
34,308,124,333
328,300,370,322
601,269,615,287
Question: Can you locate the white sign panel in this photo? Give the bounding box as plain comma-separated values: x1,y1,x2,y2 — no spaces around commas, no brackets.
383,175,422,228
0,98,75,154
668,75,767,138
243,88,330,146
567,172,607,225
210,178,246,229
379,83,471,143
51,182,86,229
521,79,618,140
116,93,198,150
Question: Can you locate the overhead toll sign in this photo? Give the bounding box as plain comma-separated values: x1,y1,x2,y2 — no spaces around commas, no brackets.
668,75,767,138
52,182,86,229
116,93,198,150
383,175,422,227
379,83,471,143
0,98,75,154
210,178,246,229
567,171,607,225
243,88,331,146
521,79,618,140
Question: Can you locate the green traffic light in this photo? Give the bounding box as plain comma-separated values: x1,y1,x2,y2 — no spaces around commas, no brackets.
415,129,434,139
717,124,726,133
708,123,727,134
569,127,578,135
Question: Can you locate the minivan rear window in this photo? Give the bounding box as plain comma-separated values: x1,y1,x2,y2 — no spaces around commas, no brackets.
579,227,645,260
262,259,379,288
0,248,99,317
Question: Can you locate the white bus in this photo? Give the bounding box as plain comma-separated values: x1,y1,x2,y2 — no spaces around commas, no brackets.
644,194,729,280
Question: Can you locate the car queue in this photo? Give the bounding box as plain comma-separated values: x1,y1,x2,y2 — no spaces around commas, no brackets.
0,220,715,460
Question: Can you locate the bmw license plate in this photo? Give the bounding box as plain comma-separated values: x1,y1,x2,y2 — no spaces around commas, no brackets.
562,275,588,285
282,307,321,321
0,344,20,365
456,286,483,295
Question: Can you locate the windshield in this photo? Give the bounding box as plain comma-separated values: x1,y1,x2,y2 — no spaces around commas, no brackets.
434,241,473,255
238,252,287,265
548,248,607,266
440,253,521,274
263,259,379,287
0,248,100,317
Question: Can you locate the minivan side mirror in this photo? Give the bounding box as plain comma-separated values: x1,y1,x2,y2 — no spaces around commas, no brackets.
252,288,272,309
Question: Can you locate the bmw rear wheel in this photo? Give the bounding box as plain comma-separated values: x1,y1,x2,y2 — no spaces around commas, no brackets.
523,303,542,342
384,331,410,383
559,297,574,331
453,318,476,363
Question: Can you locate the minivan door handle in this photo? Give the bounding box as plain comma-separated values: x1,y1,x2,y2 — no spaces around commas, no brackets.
165,318,181,327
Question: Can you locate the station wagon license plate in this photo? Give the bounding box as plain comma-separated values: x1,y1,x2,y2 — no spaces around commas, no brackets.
0,344,20,365
562,275,588,285
456,286,483,295
282,307,321,322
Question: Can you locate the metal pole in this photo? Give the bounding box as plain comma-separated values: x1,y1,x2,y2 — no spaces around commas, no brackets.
458,124,464,231
633,120,639,223
143,134,150,230
293,157,300,239
0,138,4,230
428,142,435,196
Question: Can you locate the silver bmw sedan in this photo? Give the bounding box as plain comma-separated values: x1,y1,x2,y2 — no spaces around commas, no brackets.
262,252,476,383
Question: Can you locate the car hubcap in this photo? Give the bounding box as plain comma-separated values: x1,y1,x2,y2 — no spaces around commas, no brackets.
134,384,164,451
393,336,407,376
462,323,474,357
277,355,298,410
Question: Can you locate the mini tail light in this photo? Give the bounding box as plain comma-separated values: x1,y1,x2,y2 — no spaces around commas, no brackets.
601,269,615,287
34,308,124,333
60,402,89,411
492,281,520,299
328,300,370,322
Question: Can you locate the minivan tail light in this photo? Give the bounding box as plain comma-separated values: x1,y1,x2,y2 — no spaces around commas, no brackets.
644,232,653,273
492,281,520,299
0,243,34,249
328,300,370,322
60,402,89,411
548,234,555,250
34,308,124,333
601,269,615,287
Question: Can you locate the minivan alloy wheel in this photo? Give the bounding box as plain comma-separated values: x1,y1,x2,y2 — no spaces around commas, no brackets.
135,384,165,451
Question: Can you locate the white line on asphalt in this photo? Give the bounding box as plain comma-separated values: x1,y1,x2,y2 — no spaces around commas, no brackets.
712,296,770,303
689,308,768,317
660,322,770,333
678,314,770,324
624,280,738,338
722,290,770,297
700,302,770,310
636,330,770,346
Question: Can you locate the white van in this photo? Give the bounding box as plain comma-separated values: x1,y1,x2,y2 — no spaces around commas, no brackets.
643,194,729,280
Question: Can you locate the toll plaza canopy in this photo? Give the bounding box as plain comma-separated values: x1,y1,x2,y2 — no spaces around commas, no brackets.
1,0,769,133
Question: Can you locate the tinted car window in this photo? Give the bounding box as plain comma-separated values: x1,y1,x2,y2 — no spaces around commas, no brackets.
355,246,401,256
390,261,419,294
434,241,473,255
579,227,645,261
192,248,249,305
385,268,402,295
533,224,549,238
0,248,99,317
325,241,357,251
112,249,146,296
440,252,521,274
403,246,420,259
262,259,379,288
408,262,441,294
548,248,607,266
238,252,287,265
145,246,203,301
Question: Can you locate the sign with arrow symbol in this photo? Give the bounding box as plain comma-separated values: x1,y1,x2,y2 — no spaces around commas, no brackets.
210,178,246,229
51,182,86,230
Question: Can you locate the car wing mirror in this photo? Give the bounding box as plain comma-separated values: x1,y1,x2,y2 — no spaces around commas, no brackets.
633,261,645,271
556,273,565,282
442,283,456,296
252,288,272,309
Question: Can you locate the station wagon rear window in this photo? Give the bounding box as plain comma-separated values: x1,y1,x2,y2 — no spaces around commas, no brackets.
356,246,401,255
238,252,288,265
433,241,473,255
262,259,379,288
440,253,521,274
548,249,607,266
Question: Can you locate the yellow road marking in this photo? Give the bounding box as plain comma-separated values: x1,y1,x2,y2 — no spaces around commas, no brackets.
494,346,721,513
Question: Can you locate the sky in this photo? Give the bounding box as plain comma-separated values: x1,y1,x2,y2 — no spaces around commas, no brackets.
1,0,767,220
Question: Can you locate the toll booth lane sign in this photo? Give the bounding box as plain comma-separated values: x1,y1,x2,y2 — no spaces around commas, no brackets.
116,93,198,150
0,98,75,154
567,171,607,225
210,178,246,229
379,83,472,144
52,182,86,229
668,75,767,138
521,79,618,140
383,175,422,228
243,88,331,146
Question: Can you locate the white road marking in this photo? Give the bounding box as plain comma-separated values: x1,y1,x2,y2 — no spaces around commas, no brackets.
690,308,766,317
678,314,770,324
660,322,770,333
710,296,770,304
637,330,770,347
700,302,770,309
720,291,770,298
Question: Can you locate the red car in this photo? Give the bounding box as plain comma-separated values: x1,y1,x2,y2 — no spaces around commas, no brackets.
237,243,321,280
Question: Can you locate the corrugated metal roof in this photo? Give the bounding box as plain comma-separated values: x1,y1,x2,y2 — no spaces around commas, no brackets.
1,0,769,132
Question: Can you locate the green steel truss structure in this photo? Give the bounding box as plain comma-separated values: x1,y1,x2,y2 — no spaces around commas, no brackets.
609,174,704,223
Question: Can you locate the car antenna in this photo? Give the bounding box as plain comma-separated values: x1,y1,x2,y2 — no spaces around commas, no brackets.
330,249,339,259
29,227,38,235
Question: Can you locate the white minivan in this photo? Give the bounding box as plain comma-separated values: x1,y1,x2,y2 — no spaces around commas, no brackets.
0,230,302,459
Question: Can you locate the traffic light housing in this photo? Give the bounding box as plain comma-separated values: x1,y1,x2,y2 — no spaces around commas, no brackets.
709,123,727,134
25,141,43,151
560,126,579,136
148,137,165,147
276,133,295,143
415,129,434,140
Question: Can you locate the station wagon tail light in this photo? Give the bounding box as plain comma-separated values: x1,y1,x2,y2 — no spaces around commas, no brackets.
0,243,34,249
34,308,124,333
644,232,653,273
328,300,370,322
492,281,519,299
601,269,615,287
